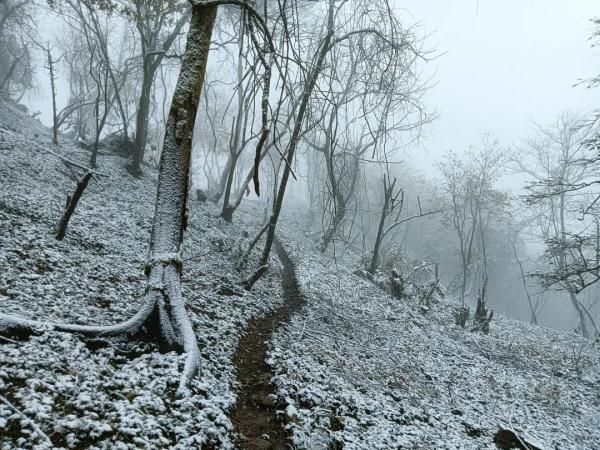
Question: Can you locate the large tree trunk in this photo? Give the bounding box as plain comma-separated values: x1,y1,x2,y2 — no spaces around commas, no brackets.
0,4,217,394
139,3,217,386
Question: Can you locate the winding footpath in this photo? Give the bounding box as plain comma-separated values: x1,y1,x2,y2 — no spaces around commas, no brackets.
230,238,305,450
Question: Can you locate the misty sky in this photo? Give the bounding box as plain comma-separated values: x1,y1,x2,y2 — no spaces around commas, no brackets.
398,0,599,172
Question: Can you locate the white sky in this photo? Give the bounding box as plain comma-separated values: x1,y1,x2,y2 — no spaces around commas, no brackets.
397,0,599,172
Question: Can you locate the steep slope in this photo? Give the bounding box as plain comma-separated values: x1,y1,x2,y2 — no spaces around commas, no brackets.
0,101,286,449
2,100,599,450
268,218,600,449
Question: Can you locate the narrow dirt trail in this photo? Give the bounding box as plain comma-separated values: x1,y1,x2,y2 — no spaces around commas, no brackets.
230,238,304,450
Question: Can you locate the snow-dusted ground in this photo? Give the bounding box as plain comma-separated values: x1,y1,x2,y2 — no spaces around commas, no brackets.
0,101,284,449
1,99,600,449
270,219,600,449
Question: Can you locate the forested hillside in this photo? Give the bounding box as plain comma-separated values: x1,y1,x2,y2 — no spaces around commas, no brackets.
1,1,600,449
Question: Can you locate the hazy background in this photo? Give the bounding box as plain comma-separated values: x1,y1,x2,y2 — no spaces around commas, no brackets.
27,1,600,172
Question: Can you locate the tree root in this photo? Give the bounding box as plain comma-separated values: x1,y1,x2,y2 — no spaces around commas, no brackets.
0,295,155,338
0,285,201,396
179,343,200,395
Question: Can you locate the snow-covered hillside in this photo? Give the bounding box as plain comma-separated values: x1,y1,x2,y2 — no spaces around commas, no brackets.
1,101,599,450
0,101,284,449
271,221,600,449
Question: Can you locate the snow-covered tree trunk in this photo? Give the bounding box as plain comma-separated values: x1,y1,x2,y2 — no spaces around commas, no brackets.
141,2,217,388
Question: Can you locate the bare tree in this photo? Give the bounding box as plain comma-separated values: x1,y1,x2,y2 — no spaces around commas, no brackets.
31,34,100,145
370,175,403,273
438,136,506,305
206,0,303,223
57,24,95,141
517,114,599,338
60,0,131,146
510,233,542,325
369,173,444,274
257,0,430,270
30,40,61,144
220,9,258,221
127,0,191,176
0,0,35,100
305,18,431,253
193,82,227,197
87,42,112,168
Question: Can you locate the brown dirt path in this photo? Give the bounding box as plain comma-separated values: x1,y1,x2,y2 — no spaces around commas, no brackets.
230,238,305,450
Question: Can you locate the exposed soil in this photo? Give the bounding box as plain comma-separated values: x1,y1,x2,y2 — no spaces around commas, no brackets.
230,238,305,450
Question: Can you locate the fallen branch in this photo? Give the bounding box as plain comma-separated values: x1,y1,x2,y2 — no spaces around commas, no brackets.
242,264,269,290
0,335,17,344
55,171,93,240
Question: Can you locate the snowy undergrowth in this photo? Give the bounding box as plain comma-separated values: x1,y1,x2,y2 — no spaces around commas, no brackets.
0,101,284,449
269,218,600,449
2,99,600,449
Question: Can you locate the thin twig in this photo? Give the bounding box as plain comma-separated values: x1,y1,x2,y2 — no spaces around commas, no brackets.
0,394,53,446
0,335,17,344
